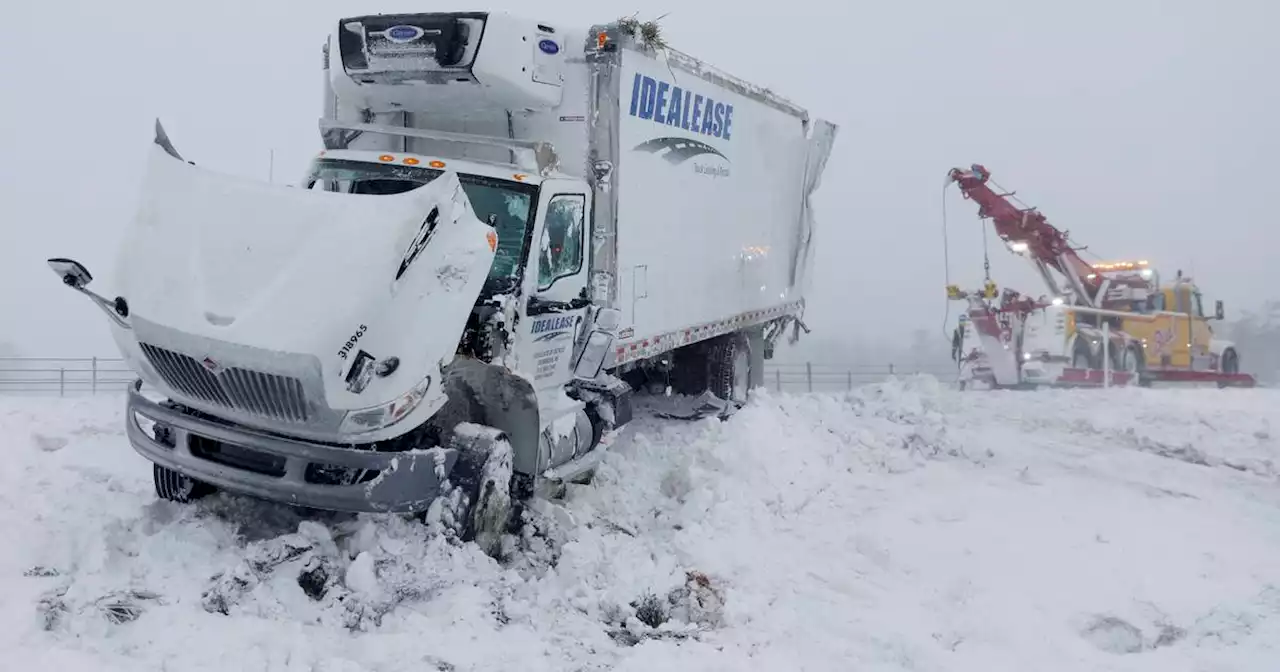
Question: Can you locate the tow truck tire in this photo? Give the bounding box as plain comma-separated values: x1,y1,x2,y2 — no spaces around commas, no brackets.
1218,349,1240,388
1122,344,1146,386
1221,349,1240,375
1071,338,1097,370
153,464,215,503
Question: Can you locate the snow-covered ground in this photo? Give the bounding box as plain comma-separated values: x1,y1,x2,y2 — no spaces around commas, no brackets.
2,379,1279,671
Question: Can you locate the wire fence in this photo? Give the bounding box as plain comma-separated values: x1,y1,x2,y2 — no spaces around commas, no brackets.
0,357,957,397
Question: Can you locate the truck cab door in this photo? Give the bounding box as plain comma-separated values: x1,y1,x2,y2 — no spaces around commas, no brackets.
1171,286,1193,369
516,179,592,392
1187,288,1214,370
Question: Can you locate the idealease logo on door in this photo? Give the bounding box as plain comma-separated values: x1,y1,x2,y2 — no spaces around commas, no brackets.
628,73,733,165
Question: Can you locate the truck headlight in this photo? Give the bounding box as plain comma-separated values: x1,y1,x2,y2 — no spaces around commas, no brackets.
133,411,175,447
340,374,433,433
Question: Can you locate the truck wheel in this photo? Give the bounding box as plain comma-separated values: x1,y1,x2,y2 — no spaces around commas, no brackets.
708,332,752,404
1071,338,1096,370
1221,349,1239,374
1218,349,1240,388
1120,344,1145,385
446,427,514,559
153,463,214,503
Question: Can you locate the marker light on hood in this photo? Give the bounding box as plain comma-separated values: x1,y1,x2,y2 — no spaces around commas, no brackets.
339,374,433,434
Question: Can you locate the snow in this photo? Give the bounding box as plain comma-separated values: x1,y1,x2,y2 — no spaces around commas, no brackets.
2,380,1280,670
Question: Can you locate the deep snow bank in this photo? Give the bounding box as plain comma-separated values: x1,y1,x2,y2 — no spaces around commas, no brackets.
1,380,1278,671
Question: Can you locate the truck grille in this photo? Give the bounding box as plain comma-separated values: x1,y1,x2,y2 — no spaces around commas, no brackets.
140,343,310,423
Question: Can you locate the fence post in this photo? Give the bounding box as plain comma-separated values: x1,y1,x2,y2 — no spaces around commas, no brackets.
889,363,896,376
847,370,853,390
92,357,98,395
775,369,781,391
59,368,66,397
1102,321,1111,388
806,362,813,392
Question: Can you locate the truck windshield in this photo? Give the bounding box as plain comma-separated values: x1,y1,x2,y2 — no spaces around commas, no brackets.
306,158,537,288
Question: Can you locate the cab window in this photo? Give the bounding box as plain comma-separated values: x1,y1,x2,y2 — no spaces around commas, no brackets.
1176,288,1192,314
306,158,536,286
537,194,585,290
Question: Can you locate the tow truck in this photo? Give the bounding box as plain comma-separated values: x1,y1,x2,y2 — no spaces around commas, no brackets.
945,164,1255,389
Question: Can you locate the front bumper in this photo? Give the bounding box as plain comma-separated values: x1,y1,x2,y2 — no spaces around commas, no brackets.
126,380,453,513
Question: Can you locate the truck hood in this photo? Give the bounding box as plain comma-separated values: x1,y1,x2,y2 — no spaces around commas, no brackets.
115,144,496,419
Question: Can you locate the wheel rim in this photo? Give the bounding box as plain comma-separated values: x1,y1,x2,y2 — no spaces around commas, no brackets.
731,345,750,402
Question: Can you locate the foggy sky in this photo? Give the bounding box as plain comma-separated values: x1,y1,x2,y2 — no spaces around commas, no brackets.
3,0,1277,357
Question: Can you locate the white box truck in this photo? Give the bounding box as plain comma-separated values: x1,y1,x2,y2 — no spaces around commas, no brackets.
49,11,837,555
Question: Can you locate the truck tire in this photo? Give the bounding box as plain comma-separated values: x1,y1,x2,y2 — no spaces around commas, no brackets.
708,332,753,404
1120,344,1146,386
446,427,514,559
1221,349,1240,375
153,463,215,503
1218,349,1240,388
1071,338,1096,370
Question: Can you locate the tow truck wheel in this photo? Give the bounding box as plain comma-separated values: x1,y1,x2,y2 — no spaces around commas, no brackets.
1121,344,1145,386
153,464,215,503
1218,349,1240,388
1221,349,1240,375
1071,339,1096,370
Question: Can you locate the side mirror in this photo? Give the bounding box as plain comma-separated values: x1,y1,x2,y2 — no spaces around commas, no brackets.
572,330,613,380
46,256,131,328
47,258,93,289
1215,300,1225,321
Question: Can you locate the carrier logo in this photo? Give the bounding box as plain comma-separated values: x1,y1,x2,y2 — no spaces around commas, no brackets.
384,25,425,43
538,39,559,55
628,73,734,146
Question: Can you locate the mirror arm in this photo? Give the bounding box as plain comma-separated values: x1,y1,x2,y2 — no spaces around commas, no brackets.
75,286,132,330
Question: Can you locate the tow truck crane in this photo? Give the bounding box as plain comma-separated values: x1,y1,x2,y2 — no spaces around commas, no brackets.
945,164,1255,389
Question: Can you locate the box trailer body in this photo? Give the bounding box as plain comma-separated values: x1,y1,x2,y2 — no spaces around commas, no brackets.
320,14,833,367
49,11,836,548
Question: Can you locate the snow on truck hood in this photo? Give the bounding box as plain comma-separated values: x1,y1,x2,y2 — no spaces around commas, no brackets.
114,144,495,410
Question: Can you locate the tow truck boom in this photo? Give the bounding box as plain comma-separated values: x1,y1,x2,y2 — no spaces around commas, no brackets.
945,162,1254,390
947,164,1100,307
